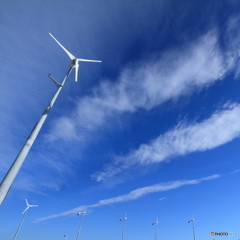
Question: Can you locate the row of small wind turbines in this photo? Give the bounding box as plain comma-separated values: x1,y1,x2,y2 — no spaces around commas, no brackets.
120,215,159,240
118,216,196,240
12,202,127,240
13,199,195,240
63,214,195,240
63,214,159,240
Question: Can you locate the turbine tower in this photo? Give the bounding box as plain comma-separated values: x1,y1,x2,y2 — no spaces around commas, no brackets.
120,214,127,240
152,218,158,240
13,199,38,240
76,211,86,240
0,33,101,205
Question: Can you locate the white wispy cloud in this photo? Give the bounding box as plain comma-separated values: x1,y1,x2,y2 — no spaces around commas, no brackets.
35,174,219,222
14,171,69,195
159,197,167,201
92,103,240,181
224,17,240,79
231,169,240,174
46,30,235,142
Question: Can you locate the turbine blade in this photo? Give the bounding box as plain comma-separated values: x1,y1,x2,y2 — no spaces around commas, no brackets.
25,199,29,207
75,63,79,82
22,206,29,214
78,58,102,62
49,33,75,60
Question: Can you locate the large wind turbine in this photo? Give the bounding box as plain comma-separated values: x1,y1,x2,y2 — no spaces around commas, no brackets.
0,34,101,205
13,199,38,240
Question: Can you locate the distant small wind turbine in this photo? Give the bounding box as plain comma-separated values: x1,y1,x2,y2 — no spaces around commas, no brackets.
13,199,38,240
49,33,101,82
120,214,127,240
76,211,86,240
22,199,38,214
188,216,196,240
152,218,158,240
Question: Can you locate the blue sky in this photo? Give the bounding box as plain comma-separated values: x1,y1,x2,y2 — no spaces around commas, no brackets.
0,0,240,239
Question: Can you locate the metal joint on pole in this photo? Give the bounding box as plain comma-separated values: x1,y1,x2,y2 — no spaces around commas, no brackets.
48,74,63,88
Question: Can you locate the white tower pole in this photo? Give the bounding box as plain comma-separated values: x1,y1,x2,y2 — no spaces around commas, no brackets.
155,220,158,240
12,211,27,240
192,220,196,240
122,220,125,240
0,66,73,205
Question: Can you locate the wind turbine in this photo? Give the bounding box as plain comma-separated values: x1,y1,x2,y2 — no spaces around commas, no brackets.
0,33,101,205
75,211,86,240
22,199,38,214
188,217,196,240
152,218,158,240
49,33,101,82
13,199,38,240
120,213,127,240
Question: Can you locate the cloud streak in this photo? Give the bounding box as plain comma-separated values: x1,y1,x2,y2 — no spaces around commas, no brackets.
35,174,219,222
159,197,167,201
93,103,240,181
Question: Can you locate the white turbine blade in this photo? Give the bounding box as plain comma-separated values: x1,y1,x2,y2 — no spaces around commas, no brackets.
49,33,75,60
29,205,38,207
78,58,102,62
25,199,29,207
75,62,79,82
